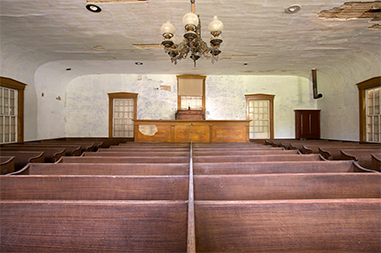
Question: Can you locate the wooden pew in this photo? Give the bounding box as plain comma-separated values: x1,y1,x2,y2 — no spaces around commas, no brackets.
119,142,190,147
97,149,190,157
109,146,190,152
41,140,102,152
1,200,187,252
13,163,190,176
300,142,379,155
22,143,83,155
372,153,381,172
279,140,343,151
0,151,44,171
4,143,79,156
58,156,189,164
193,143,267,147
195,199,381,252
66,137,132,148
0,146,65,163
194,173,381,200
0,156,15,174
193,154,324,163
264,139,298,148
0,175,189,200
340,149,381,169
193,161,373,174
194,146,283,151
319,145,381,160
193,149,299,156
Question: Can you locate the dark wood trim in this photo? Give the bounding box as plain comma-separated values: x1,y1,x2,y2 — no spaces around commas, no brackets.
357,76,381,142
177,75,206,117
108,92,138,138
0,77,27,142
245,94,275,139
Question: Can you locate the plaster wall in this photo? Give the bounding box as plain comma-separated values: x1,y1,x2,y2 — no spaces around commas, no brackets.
0,43,45,141
317,51,381,141
64,74,317,138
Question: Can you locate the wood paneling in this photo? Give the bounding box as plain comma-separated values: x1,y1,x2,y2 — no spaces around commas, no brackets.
295,110,320,139
134,120,250,143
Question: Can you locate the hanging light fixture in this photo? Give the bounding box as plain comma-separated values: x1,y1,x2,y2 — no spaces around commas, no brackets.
160,0,223,66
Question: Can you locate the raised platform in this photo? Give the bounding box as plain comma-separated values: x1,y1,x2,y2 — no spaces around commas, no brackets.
134,120,250,143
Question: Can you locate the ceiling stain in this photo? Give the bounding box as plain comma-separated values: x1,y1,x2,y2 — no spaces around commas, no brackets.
132,44,162,50
318,1,381,29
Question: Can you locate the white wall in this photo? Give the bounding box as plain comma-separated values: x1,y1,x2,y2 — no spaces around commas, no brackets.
64,74,317,138
0,43,47,141
65,74,178,137
2,49,379,141
317,51,381,141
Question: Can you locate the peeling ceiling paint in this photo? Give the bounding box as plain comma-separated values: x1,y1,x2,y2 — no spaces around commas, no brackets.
0,0,380,78
318,1,381,25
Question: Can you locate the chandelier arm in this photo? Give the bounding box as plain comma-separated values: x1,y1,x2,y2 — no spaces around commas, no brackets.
194,33,210,53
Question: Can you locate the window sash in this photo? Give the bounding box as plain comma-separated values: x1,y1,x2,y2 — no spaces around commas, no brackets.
0,86,18,143
248,100,270,139
180,96,202,110
112,99,134,137
366,87,381,143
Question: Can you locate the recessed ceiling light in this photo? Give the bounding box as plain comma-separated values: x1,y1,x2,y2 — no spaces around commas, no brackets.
135,62,143,65
86,4,102,13
285,5,301,14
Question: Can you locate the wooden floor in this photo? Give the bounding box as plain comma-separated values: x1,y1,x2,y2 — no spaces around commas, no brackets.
1,140,380,252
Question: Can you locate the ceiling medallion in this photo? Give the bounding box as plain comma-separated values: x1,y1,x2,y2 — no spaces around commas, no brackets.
160,0,224,67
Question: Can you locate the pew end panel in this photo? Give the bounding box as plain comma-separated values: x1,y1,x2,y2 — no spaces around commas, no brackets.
0,151,45,171
353,161,380,173
371,153,381,172
0,156,15,174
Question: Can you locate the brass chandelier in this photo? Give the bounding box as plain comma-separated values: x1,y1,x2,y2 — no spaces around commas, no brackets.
160,0,224,66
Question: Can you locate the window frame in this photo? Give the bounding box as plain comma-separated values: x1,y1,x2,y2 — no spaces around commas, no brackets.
245,94,275,140
0,77,26,143
357,76,381,142
108,92,138,138
177,75,206,115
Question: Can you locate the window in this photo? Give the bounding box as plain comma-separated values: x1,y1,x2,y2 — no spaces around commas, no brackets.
180,95,202,110
0,77,26,143
0,87,17,143
177,75,205,113
357,76,381,143
108,92,138,138
245,94,274,140
366,87,380,142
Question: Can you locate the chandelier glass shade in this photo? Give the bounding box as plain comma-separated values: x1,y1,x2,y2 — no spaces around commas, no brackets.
160,0,223,66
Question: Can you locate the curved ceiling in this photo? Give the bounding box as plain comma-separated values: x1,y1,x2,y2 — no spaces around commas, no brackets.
1,0,380,78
